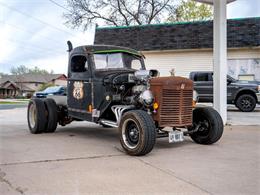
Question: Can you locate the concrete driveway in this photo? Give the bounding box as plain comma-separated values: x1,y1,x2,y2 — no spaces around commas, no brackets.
0,107,259,195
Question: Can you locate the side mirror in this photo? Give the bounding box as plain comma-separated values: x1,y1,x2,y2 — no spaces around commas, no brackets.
227,78,232,85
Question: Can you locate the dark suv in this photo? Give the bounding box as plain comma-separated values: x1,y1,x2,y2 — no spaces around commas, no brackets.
190,71,260,112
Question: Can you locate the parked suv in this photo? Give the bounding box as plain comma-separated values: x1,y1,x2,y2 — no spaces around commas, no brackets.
189,71,260,112
34,86,66,98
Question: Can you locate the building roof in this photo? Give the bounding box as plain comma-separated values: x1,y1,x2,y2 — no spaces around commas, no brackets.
0,74,67,84
94,17,260,51
0,80,19,90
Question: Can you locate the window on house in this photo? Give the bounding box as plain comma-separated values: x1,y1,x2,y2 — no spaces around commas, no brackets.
228,59,260,81
71,55,88,72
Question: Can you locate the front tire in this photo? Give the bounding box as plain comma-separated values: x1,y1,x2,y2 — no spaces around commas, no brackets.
189,107,223,145
119,110,156,156
235,94,256,112
27,98,47,134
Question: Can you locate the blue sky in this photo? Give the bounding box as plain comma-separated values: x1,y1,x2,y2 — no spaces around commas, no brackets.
0,0,259,74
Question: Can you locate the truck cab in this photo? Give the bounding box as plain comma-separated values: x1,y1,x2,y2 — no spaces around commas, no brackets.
67,45,145,123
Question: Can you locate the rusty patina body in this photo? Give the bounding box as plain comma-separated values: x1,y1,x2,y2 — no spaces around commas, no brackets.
150,77,193,127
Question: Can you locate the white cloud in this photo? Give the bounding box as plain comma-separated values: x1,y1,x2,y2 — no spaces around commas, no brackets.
0,0,95,74
227,0,260,18
26,53,68,74
0,0,259,74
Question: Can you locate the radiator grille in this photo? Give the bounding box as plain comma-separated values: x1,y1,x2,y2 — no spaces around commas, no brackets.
160,89,193,126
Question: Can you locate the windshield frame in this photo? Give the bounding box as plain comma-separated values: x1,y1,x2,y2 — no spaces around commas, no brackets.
93,52,145,71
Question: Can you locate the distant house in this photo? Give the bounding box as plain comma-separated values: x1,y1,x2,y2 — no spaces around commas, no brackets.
95,17,260,80
0,74,67,98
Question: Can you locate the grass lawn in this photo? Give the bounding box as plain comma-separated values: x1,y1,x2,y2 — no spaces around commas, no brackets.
0,101,28,104
17,99,30,102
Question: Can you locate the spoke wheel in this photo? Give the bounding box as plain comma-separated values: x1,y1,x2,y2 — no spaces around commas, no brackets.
122,119,140,149
236,94,256,112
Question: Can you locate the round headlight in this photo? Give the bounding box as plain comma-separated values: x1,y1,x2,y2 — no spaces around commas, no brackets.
193,90,198,102
139,90,154,106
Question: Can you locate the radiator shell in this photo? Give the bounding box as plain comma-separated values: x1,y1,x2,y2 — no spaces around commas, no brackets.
150,76,193,127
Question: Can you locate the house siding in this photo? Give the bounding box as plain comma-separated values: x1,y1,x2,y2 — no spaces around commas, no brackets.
143,48,260,77
53,79,67,86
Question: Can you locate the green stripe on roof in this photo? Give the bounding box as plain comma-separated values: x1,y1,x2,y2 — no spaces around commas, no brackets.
97,20,201,30
96,16,260,30
94,49,141,56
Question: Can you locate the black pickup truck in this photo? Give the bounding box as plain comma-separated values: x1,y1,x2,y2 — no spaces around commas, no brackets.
190,71,260,112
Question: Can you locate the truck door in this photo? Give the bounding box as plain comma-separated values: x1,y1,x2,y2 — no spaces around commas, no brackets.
193,72,213,102
67,54,92,121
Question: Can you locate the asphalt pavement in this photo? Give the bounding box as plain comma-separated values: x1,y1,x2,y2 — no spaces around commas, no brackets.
0,107,259,195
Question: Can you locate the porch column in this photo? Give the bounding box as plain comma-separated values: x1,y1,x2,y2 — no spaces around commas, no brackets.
213,0,227,124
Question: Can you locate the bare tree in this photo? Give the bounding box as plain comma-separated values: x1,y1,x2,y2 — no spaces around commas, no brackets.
64,0,177,28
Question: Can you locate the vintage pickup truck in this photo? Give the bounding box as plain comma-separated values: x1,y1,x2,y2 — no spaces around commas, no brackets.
27,43,223,156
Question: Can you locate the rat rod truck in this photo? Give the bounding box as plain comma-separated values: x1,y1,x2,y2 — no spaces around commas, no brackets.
27,42,223,156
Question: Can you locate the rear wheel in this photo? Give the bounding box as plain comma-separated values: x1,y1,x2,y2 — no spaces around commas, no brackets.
44,98,58,133
119,110,156,156
27,98,47,134
235,94,256,112
189,107,223,145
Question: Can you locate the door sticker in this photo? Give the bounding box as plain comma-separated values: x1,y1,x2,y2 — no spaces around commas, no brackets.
73,81,84,100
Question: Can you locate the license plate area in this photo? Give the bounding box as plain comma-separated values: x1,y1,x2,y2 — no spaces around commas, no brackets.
169,131,184,143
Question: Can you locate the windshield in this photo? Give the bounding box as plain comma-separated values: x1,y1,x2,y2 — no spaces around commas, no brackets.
43,86,62,93
94,52,143,70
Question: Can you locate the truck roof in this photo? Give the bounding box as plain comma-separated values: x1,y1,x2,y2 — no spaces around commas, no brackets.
71,44,142,57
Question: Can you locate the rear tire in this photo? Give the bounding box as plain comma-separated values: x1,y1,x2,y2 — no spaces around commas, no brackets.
235,94,256,112
27,98,47,134
119,110,156,156
189,107,223,145
44,98,58,133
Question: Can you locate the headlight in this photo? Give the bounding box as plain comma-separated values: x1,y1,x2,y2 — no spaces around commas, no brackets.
139,90,154,106
192,90,198,108
193,90,198,102
258,85,260,92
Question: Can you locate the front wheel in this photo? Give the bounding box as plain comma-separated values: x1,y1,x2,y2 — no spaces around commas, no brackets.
119,110,156,156
235,94,256,112
189,107,223,145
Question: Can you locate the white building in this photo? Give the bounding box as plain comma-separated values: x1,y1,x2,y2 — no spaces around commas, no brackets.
95,17,260,80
